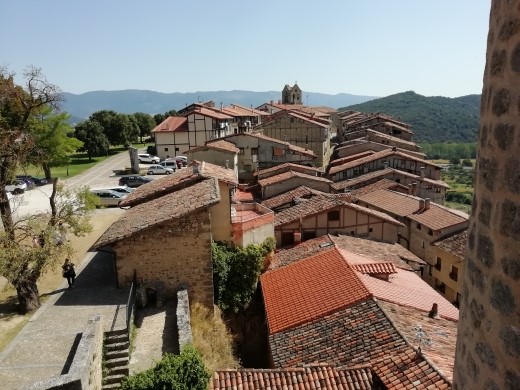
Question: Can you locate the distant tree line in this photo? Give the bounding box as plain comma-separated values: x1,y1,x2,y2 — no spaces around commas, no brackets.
420,142,477,160
342,91,480,143
73,109,178,160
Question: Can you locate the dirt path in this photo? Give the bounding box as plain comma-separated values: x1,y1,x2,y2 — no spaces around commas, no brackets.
0,208,124,352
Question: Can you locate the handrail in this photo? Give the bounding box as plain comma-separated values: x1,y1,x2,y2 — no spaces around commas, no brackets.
126,269,138,331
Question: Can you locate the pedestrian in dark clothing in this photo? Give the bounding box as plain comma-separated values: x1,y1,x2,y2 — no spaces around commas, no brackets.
62,259,76,288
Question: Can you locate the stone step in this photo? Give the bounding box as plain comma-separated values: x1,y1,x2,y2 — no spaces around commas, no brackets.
108,365,129,377
105,357,129,368
105,349,129,360
105,333,129,344
105,328,128,338
104,374,126,385
105,341,129,351
102,383,122,390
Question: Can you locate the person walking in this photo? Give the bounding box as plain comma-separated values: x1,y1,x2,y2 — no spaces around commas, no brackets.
62,259,76,288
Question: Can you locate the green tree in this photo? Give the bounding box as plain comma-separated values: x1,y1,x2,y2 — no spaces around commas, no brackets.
121,344,210,390
153,109,179,126
133,112,156,143
0,183,97,313
0,65,61,240
74,120,109,160
213,237,275,313
89,110,139,147
30,107,83,179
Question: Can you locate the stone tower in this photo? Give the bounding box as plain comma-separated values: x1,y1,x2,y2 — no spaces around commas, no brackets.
282,83,302,105
453,1,520,389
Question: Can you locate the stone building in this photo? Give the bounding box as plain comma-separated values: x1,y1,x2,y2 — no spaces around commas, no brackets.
282,83,302,104
453,1,520,388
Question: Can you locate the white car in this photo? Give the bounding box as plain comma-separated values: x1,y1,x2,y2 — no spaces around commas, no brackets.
103,186,135,194
147,164,174,175
91,189,128,207
138,153,160,164
6,180,28,195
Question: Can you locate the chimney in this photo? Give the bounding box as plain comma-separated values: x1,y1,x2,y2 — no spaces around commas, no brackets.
294,231,302,244
424,198,431,210
392,146,397,152
420,166,425,177
419,199,425,210
192,160,201,175
411,181,417,196
343,191,352,203
270,100,273,105
428,303,438,318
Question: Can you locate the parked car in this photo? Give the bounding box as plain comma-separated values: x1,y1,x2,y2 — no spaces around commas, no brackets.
159,161,177,171
105,186,135,194
5,180,28,195
147,164,174,175
118,175,153,188
176,156,188,166
16,175,48,186
91,189,128,207
138,153,160,164
15,176,35,188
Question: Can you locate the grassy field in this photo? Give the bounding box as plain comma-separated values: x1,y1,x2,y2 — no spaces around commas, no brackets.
17,143,151,180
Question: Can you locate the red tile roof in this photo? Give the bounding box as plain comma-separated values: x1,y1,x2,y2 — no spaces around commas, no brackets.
330,234,425,270
345,250,459,321
93,178,220,248
151,116,188,133
328,149,393,175
366,128,417,145
244,132,317,157
255,162,323,178
351,262,397,275
349,178,410,197
190,139,240,154
372,348,451,389
274,194,403,227
227,103,270,116
268,235,335,270
268,299,408,367
356,189,468,231
211,365,373,390
261,247,371,334
258,170,332,188
261,186,325,210
433,229,468,259
119,161,237,207
327,151,376,168
188,106,234,120
378,301,457,382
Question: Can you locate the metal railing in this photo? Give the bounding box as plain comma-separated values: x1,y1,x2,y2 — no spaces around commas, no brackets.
126,269,138,331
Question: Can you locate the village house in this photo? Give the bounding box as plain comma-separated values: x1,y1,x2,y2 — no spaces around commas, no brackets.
431,229,467,306
271,193,403,247
330,167,449,204
258,109,332,167
261,243,457,388
255,162,323,181
355,189,469,275
183,139,239,175
341,112,414,141
261,185,325,212
220,132,317,182
327,148,443,182
258,170,332,199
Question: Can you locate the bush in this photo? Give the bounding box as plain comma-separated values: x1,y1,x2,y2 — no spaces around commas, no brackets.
446,192,473,205
213,237,274,313
121,344,210,390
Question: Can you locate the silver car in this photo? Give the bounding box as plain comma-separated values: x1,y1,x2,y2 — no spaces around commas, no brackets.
147,164,174,175
91,189,128,207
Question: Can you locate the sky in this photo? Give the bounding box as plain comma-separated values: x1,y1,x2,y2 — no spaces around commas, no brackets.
1,0,491,98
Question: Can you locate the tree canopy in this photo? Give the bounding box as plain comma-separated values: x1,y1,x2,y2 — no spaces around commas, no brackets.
132,112,156,142
89,110,139,147
74,120,109,160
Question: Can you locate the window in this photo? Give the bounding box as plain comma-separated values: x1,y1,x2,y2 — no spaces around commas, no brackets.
416,223,422,230
428,229,434,236
302,231,317,241
369,228,373,233
435,257,442,271
164,147,169,152
328,210,340,221
290,117,295,123
239,148,245,155
395,178,401,183
426,184,433,190
450,266,459,281
251,148,258,155
175,148,179,152
351,231,356,236
428,264,432,276
435,187,442,193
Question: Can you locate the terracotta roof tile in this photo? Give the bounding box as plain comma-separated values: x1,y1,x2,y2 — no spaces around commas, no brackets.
269,236,335,270
261,247,371,334
255,162,323,178
330,234,425,269
194,139,240,154
244,132,317,157
188,106,234,120
258,170,332,188
93,178,220,248
268,299,408,367
372,348,451,389
356,189,468,231
349,178,410,197
351,262,397,275
211,365,373,390
227,103,270,116
274,194,403,227
433,229,468,259
261,185,325,210
151,116,188,133
378,301,457,382
327,151,376,168
119,161,237,207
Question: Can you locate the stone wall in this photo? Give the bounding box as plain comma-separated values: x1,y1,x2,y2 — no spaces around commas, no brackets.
453,1,520,389
28,315,103,390
176,288,193,351
114,210,214,309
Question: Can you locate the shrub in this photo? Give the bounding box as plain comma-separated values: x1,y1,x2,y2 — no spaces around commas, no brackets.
446,192,473,205
213,237,274,313
121,344,210,390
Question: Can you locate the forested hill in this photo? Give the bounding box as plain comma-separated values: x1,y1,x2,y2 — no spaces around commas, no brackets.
341,91,481,143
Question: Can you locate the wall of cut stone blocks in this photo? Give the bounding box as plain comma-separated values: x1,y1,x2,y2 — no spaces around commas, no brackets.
453,1,520,389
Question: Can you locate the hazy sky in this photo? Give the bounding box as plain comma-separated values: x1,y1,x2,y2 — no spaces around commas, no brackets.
1,0,491,98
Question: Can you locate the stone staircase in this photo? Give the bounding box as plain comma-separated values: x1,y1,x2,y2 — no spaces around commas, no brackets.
103,329,130,389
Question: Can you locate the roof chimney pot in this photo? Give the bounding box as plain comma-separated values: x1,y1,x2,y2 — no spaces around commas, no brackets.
428,303,438,318
424,198,431,210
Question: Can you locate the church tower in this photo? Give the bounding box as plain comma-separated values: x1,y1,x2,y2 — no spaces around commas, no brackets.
282,83,302,105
